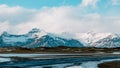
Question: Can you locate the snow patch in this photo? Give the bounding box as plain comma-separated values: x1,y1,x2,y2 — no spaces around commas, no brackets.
0,58,11,62
112,52,120,54
66,66,83,68
66,58,120,68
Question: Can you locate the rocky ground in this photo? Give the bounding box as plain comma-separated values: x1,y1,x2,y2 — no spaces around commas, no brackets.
0,46,119,53
98,61,120,68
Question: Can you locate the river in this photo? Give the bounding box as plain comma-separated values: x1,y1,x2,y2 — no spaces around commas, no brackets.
0,53,119,68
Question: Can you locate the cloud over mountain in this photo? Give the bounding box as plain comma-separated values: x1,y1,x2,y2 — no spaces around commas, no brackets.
0,0,119,34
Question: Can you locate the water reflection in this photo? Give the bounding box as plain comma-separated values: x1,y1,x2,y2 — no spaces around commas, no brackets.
0,54,119,68
0,57,119,68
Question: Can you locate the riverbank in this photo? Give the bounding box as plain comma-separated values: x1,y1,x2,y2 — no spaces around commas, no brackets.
0,55,119,68
0,47,119,68
98,61,120,68
0,53,119,68
0,47,119,53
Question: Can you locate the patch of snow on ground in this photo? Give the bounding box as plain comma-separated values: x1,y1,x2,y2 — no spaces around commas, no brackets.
81,61,99,68
30,63,74,68
66,58,120,68
0,54,79,57
112,52,120,54
0,58,11,62
66,66,83,68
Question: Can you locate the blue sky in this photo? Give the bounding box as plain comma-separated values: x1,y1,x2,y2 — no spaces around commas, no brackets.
0,0,81,9
0,0,119,16
0,0,120,34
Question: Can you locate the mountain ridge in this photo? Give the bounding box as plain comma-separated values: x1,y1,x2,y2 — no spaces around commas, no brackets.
0,28,83,48
0,28,120,48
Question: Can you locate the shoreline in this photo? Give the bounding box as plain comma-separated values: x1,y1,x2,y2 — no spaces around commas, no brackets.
98,61,120,68
0,53,119,68
0,52,119,60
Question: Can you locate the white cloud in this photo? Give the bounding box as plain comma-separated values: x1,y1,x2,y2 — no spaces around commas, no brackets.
0,21,10,34
0,4,37,25
80,0,99,8
111,0,120,5
0,4,119,35
14,7,101,34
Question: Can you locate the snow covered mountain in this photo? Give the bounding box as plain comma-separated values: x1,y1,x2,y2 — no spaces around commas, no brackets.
0,28,120,48
91,33,120,48
75,31,120,48
0,28,83,48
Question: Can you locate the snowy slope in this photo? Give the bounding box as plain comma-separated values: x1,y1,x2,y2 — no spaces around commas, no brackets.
74,31,120,48
91,33,120,48
28,28,47,39
0,28,120,48
75,31,112,46
0,28,47,47
0,28,83,48
2,32,28,43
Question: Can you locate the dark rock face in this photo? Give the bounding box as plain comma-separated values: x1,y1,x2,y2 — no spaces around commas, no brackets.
98,61,120,68
29,35,83,48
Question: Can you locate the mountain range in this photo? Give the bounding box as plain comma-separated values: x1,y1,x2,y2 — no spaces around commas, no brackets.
0,28,120,48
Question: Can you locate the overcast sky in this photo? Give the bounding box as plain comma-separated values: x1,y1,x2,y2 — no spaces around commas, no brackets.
0,0,120,34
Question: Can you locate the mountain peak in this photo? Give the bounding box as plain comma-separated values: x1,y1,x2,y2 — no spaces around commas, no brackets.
87,30,96,34
1,31,9,36
28,28,41,33
28,28,47,39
